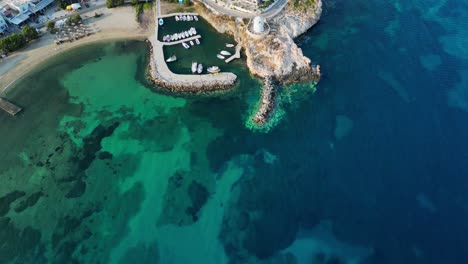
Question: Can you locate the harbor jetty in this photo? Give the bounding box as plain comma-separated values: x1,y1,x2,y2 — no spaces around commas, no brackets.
0,97,22,116
252,77,276,125
148,9,237,92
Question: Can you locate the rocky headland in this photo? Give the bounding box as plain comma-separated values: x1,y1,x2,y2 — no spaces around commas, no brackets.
196,0,322,85
195,0,322,128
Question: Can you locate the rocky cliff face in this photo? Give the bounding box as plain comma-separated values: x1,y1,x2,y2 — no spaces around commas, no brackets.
244,0,322,84
196,0,322,84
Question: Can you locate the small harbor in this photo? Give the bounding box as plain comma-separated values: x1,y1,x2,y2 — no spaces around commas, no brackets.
149,7,242,92
149,11,238,92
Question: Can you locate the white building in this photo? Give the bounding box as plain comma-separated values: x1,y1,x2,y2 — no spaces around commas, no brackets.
253,16,265,33
0,0,54,26
0,14,7,33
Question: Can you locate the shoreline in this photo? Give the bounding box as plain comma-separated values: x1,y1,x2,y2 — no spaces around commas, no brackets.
0,6,153,96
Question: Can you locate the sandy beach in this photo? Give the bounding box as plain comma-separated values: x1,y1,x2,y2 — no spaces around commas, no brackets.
0,6,154,95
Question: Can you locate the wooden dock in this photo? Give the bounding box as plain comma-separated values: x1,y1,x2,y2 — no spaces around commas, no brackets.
0,97,22,116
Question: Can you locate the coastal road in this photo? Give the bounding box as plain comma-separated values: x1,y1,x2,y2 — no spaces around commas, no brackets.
198,0,289,19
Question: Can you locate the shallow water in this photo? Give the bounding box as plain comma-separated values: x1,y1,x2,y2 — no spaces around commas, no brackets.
1,0,468,263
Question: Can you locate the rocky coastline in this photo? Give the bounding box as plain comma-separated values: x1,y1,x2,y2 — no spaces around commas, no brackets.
195,0,322,128
196,0,322,84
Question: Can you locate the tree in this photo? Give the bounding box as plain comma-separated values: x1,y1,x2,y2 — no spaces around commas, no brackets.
0,34,27,53
46,21,56,32
22,25,39,41
130,0,138,6
183,0,190,6
71,14,82,24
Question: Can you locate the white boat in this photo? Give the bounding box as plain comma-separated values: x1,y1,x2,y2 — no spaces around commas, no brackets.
187,15,191,21
183,15,187,21
226,43,235,48
166,55,177,62
190,40,194,46
175,16,179,21
195,38,200,45
197,63,203,74
194,16,198,21
192,62,197,73
207,66,220,73
217,54,225,59
185,31,189,38
182,42,190,49
220,50,231,56
188,30,193,36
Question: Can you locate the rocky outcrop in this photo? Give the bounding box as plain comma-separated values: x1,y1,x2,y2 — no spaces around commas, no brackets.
244,0,322,84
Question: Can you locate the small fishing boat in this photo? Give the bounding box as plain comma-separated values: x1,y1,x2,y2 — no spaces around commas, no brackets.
185,31,189,38
226,43,235,48
194,16,198,21
182,42,190,49
187,15,191,21
197,63,203,74
159,19,164,26
175,16,179,21
192,62,198,74
190,40,194,46
166,55,177,62
195,38,200,45
207,66,220,73
217,54,225,59
220,50,231,56
188,30,193,36
183,15,187,21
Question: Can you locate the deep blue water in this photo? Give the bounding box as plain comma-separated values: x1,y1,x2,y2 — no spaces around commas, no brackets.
208,0,468,263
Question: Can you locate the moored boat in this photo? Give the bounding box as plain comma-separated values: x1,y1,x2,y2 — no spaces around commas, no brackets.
207,66,220,73
217,54,225,59
175,16,179,21
192,62,197,74
182,42,190,49
194,15,198,21
195,38,200,45
166,55,177,62
190,40,194,46
226,43,235,48
185,31,189,38
197,63,203,74
159,19,164,26
220,50,231,56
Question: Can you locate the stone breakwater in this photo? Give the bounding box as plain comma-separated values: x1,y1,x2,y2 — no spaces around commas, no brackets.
146,38,237,93
252,77,276,125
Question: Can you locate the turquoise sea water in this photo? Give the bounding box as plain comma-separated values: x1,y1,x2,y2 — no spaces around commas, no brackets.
1,0,468,263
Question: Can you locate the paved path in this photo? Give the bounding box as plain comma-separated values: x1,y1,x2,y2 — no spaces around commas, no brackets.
199,0,288,19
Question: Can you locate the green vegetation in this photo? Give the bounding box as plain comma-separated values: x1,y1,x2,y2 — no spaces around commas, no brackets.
94,12,102,18
46,21,57,33
291,0,317,10
21,26,39,41
259,0,273,10
135,3,143,21
55,0,68,10
130,0,139,5
143,2,152,9
106,0,124,8
65,14,82,26
183,0,191,7
0,33,27,53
